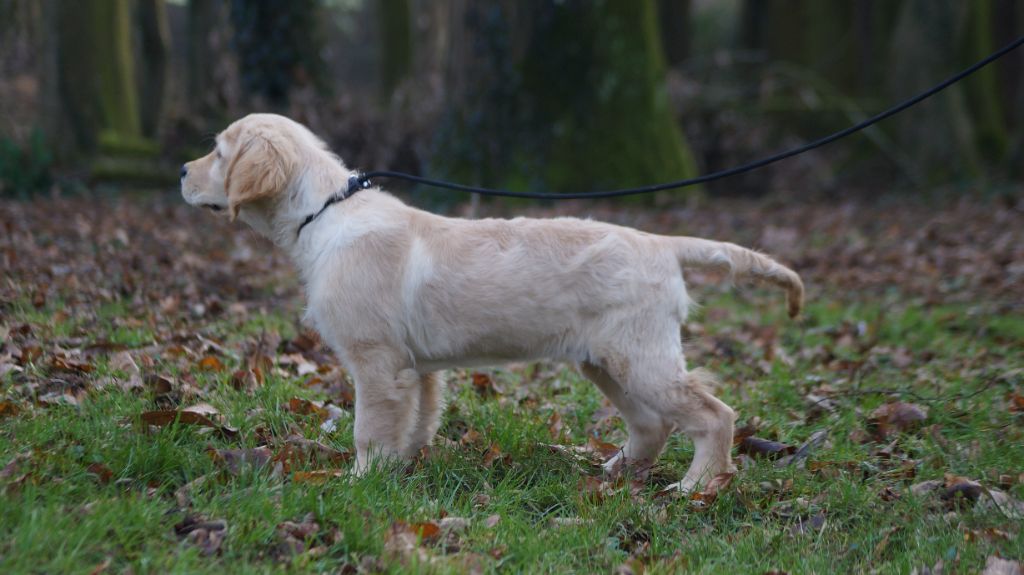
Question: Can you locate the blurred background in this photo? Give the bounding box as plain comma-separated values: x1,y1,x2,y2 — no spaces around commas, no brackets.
1,0,1022,203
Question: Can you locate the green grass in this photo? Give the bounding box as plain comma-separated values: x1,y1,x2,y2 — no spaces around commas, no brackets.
2,289,1023,574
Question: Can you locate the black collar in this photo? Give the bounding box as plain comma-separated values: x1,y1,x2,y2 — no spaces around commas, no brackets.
295,174,369,237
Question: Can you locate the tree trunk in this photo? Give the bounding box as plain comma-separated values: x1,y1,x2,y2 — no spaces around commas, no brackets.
136,0,169,138
378,0,412,101
887,0,979,181
740,0,902,98
230,0,329,109
658,0,690,68
435,0,700,198
56,0,142,156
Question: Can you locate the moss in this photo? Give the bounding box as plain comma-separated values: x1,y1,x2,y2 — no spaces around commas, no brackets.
522,0,700,193
433,0,701,200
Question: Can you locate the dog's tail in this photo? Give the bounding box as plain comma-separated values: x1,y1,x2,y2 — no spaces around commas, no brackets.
669,237,804,318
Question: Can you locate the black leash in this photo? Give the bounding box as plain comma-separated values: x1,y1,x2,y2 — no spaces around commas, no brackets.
298,34,1024,236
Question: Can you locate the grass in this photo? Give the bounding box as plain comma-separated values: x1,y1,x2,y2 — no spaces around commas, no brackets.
2,286,1022,574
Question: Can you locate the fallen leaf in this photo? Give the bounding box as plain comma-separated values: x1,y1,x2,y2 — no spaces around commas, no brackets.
292,469,346,484
1008,393,1024,413
197,355,224,372
548,411,565,439
586,436,621,460
788,511,827,536
688,472,736,508
174,515,227,556
471,372,500,397
287,397,330,420
484,514,500,528
982,556,1023,575
482,443,510,468
775,430,828,468
941,474,985,508
86,463,114,484
229,368,263,391
207,447,273,476
0,401,21,418
139,403,237,438
50,355,93,373
438,516,471,534
277,434,350,470
869,402,928,439
460,428,482,446
274,513,320,557
738,436,796,459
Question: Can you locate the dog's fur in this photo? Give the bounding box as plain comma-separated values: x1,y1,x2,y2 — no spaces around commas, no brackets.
182,113,804,491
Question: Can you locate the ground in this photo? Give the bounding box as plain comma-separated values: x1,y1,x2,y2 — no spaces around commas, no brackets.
1,191,1022,574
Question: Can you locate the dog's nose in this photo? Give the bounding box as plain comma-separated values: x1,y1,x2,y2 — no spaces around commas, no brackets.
180,164,188,179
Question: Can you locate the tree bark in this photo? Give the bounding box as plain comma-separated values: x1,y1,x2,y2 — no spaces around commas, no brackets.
378,0,412,101
436,0,700,197
136,0,169,138
55,0,142,156
658,0,690,68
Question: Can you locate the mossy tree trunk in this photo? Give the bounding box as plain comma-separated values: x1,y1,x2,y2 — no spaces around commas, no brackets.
56,0,143,155
136,0,169,139
658,0,691,68
739,0,902,98
887,0,980,182
436,0,700,198
378,0,412,101
961,0,1015,169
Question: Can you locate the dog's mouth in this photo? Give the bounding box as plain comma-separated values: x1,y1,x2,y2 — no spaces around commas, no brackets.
201,203,225,212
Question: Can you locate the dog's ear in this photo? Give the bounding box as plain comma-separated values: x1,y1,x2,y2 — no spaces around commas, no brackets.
224,132,296,221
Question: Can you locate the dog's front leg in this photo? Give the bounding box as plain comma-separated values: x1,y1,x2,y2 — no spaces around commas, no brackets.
349,356,421,474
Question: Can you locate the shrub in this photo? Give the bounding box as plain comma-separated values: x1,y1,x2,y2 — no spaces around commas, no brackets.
0,130,53,197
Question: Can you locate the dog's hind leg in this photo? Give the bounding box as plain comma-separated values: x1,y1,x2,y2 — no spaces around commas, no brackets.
403,372,446,457
657,368,737,492
586,353,736,491
579,361,674,472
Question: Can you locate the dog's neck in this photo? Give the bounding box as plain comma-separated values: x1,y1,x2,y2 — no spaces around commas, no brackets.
239,147,354,251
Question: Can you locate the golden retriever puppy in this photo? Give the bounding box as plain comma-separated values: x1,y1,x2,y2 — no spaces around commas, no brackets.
181,113,803,491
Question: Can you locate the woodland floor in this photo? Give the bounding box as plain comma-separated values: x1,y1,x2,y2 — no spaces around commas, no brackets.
1,191,1023,574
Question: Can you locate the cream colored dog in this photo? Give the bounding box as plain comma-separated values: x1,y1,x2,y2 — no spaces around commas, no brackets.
181,113,804,491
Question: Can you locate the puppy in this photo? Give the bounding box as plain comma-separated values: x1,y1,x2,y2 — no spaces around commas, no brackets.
181,113,804,491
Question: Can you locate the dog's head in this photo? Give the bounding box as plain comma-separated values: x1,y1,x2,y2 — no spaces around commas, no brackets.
181,113,302,223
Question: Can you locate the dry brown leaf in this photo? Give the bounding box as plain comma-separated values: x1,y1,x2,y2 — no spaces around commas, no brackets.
0,401,21,418
460,428,482,446
869,402,928,439
482,443,510,468
274,513,321,557
207,447,274,476
548,411,565,439
51,355,93,373
197,355,225,372
86,462,114,484
139,403,237,438
471,372,500,397
738,436,796,459
277,434,351,471
174,515,227,557
292,469,346,484
287,397,328,419
687,472,736,508
1008,393,1024,413
982,556,1023,575
229,368,264,391
587,436,621,460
